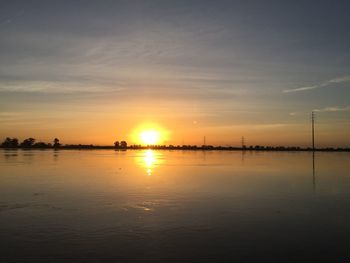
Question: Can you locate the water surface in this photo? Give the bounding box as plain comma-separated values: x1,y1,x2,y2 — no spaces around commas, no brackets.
1,149,349,262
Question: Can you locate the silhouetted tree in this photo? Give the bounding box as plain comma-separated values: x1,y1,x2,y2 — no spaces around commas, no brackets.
53,138,60,148
114,141,120,148
120,141,127,148
1,137,19,148
33,142,48,148
20,138,35,148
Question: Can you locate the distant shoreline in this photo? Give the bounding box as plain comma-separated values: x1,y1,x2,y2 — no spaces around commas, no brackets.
1,145,349,152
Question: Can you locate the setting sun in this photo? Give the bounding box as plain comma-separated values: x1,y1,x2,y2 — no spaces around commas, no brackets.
140,130,160,145
131,123,169,145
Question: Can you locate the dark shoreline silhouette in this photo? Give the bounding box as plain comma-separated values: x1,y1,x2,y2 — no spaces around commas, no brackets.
1,145,349,152
1,137,349,152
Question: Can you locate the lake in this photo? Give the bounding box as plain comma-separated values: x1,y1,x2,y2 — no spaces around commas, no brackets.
1,149,349,262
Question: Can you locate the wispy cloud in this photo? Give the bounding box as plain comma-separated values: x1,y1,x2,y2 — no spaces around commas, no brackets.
207,123,291,130
313,106,350,112
0,81,126,94
283,85,318,93
328,76,350,84
283,75,350,93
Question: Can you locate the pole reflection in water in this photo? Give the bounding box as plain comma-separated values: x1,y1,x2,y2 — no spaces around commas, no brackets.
312,151,316,191
241,150,246,165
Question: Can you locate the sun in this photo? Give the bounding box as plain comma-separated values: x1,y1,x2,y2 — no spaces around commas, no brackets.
140,130,160,145
131,123,169,146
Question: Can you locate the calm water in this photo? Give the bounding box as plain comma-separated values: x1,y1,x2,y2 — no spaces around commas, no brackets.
1,149,349,262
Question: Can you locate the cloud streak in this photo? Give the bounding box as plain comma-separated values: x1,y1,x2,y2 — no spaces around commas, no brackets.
283,85,318,93
283,75,350,93
313,106,350,112
0,81,127,94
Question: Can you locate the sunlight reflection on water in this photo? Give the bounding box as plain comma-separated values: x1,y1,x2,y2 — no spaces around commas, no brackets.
144,149,155,176
137,149,163,176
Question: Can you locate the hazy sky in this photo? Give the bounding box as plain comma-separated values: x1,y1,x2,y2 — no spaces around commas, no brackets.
1,0,349,146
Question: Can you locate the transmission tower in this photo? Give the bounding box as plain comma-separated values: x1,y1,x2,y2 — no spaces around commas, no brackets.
311,111,315,151
241,136,246,149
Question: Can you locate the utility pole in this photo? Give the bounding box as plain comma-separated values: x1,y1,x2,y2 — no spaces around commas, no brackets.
241,136,245,149
311,111,315,151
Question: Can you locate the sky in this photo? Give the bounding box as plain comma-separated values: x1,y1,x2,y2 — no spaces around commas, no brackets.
0,0,350,147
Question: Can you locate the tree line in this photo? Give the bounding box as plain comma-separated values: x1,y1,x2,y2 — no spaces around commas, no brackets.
1,137,60,148
1,137,349,151
1,137,128,149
